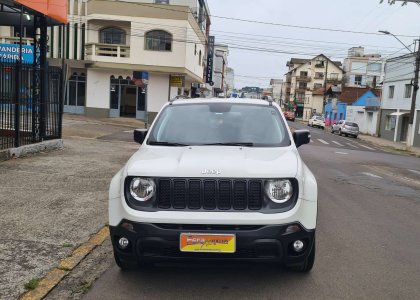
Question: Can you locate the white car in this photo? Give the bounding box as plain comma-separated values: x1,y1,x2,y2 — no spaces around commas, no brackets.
109,98,318,272
308,116,325,129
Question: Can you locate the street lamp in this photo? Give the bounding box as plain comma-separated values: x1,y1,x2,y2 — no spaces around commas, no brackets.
378,30,413,53
379,30,420,147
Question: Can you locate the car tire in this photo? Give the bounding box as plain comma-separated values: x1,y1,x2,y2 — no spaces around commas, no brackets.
338,129,342,136
345,134,348,137
354,135,358,139
292,119,295,122
286,239,316,273
331,128,335,133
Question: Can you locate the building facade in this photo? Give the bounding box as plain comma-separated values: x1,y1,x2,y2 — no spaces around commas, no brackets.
343,47,385,88
212,43,228,96
379,53,420,147
270,79,283,105
0,0,211,122
284,54,344,120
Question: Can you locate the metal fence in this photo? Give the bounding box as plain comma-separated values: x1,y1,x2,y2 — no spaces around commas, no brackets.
0,59,62,150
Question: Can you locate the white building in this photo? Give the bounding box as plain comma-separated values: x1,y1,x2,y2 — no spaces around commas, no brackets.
212,43,228,96
343,47,385,88
225,67,235,96
270,79,283,105
0,0,211,122
379,53,420,147
284,54,344,120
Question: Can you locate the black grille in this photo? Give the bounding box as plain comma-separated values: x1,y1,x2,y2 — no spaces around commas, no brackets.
156,179,263,211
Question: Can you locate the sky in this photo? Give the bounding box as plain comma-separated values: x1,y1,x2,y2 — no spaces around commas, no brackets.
207,0,420,89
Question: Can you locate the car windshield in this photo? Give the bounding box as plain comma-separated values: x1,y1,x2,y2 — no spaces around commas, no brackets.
148,103,291,147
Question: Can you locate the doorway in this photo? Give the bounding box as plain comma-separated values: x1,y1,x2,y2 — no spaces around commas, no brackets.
109,76,147,119
400,115,409,142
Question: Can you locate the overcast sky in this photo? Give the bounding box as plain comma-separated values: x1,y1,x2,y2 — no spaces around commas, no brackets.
208,0,420,89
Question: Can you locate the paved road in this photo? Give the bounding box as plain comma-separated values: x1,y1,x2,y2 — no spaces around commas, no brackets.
288,121,386,153
83,130,420,299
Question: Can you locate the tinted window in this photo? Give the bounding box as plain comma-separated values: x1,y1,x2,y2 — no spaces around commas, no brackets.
149,103,291,147
346,122,358,127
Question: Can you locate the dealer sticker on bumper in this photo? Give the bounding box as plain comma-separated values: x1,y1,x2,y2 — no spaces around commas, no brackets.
180,233,236,253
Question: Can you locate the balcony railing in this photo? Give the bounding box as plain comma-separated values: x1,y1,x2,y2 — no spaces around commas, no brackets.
296,76,311,82
0,36,34,45
327,78,342,84
314,74,324,79
85,43,130,59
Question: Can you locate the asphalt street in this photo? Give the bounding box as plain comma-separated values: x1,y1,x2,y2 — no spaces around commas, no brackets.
82,126,420,300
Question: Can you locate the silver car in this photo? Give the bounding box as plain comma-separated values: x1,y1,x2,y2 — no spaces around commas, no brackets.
331,120,359,138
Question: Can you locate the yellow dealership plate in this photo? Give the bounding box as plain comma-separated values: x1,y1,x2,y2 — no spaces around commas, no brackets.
180,233,236,253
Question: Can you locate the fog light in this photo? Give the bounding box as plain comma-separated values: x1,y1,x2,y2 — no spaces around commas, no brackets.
118,237,130,249
293,240,304,252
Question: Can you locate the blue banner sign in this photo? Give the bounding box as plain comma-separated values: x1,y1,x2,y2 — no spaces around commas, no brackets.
0,43,34,63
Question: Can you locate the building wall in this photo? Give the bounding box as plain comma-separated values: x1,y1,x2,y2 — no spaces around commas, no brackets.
147,73,170,113
382,54,417,110
346,106,379,135
379,109,397,141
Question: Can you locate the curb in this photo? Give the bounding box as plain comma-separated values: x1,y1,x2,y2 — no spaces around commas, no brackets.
19,226,109,300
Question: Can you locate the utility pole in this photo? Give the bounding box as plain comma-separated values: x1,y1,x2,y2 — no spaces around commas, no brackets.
408,39,420,146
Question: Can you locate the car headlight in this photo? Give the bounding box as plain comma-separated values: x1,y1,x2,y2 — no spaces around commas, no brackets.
129,178,155,202
265,179,293,203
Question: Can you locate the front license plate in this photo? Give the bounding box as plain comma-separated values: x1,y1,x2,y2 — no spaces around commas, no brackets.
180,233,236,253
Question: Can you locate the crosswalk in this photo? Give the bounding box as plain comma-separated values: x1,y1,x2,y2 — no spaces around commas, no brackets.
309,137,379,152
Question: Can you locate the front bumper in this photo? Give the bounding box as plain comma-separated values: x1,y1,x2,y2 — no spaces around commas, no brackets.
110,221,315,264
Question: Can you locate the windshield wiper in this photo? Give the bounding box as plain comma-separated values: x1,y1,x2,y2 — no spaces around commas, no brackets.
148,141,189,146
201,142,254,147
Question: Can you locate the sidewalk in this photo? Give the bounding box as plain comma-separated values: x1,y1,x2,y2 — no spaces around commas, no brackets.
357,134,420,157
0,116,140,300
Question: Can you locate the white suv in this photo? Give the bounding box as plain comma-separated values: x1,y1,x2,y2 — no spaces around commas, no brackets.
109,98,318,272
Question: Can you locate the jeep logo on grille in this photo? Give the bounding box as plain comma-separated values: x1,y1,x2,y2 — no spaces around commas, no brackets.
201,169,221,175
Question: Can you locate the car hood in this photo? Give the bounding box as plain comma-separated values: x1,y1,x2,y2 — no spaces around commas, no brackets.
126,146,299,178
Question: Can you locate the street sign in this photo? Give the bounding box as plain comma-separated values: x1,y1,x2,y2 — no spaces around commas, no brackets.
0,43,34,63
206,36,215,84
170,75,185,87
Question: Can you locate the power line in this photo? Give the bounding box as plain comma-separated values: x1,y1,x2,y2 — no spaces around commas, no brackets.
89,0,419,38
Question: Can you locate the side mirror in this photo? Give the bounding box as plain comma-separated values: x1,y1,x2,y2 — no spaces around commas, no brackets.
134,129,148,144
293,130,311,148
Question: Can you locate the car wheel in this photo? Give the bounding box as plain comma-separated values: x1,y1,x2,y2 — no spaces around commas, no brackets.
354,135,358,139
345,134,348,137
322,127,325,130
286,239,316,273
339,129,342,136
331,128,335,133
292,119,295,122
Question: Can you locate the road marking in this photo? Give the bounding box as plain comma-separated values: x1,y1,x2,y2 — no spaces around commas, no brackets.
317,139,329,145
360,172,383,179
310,139,314,143
332,141,344,147
358,144,376,151
335,151,348,155
123,130,133,133
346,143,358,148
408,169,420,175
19,226,110,300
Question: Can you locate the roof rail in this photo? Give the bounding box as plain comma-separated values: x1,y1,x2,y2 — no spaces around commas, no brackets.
169,95,191,105
261,96,273,106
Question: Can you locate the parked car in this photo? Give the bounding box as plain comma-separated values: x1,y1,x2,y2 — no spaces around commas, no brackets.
307,116,325,129
331,120,359,138
284,111,295,121
109,98,317,272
